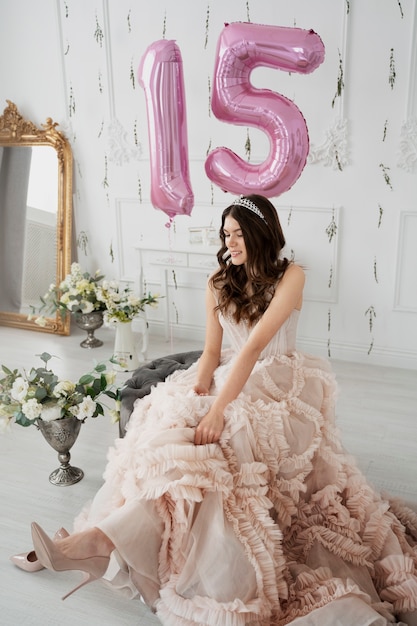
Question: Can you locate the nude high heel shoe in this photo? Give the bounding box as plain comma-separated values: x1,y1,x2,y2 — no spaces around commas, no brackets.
10,527,69,572
31,522,110,600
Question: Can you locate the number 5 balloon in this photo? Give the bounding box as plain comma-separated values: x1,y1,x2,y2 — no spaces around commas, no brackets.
205,22,325,197
138,40,194,221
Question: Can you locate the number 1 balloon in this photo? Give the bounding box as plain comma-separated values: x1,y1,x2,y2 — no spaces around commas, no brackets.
205,22,325,197
138,40,194,221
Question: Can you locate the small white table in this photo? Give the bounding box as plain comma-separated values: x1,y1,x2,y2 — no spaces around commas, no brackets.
135,245,219,339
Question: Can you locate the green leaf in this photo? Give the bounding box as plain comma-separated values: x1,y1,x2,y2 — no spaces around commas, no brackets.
79,374,94,385
35,388,47,401
37,352,52,365
91,379,102,395
15,411,36,427
104,390,118,400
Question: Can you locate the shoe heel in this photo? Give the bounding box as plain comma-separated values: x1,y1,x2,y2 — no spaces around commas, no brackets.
62,572,97,601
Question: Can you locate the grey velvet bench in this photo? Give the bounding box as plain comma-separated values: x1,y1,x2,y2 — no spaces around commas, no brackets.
119,350,202,437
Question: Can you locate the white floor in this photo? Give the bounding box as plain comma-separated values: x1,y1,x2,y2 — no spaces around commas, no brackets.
0,323,416,625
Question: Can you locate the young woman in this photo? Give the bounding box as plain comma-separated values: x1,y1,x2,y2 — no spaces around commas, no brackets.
27,195,417,625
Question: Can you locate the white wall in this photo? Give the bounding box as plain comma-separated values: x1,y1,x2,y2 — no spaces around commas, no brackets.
1,0,416,369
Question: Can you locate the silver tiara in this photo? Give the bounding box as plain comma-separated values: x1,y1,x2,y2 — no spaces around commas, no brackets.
232,195,268,224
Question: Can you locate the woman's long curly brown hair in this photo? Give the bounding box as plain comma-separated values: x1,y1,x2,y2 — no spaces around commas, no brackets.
209,195,289,325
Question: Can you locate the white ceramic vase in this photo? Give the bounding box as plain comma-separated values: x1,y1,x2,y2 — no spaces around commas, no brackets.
113,320,140,372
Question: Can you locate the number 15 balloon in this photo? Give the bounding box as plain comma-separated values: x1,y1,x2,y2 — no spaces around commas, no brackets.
205,22,325,197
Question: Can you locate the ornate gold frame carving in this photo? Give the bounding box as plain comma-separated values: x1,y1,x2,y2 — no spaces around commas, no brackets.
0,100,73,335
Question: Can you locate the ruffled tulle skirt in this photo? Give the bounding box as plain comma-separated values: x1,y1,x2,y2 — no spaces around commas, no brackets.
74,351,417,625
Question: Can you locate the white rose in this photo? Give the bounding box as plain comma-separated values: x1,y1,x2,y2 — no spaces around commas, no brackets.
105,371,116,386
70,396,96,421
22,398,42,420
53,381,75,397
81,301,94,314
40,403,62,423
11,377,29,403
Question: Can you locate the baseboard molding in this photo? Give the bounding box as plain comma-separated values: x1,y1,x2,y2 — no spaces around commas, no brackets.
297,336,417,371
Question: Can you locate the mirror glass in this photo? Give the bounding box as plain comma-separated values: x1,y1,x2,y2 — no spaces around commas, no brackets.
0,101,72,334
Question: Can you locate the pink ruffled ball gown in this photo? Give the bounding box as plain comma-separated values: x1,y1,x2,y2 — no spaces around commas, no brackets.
74,309,417,625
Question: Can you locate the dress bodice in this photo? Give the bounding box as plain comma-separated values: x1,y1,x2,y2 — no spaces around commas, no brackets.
219,309,300,358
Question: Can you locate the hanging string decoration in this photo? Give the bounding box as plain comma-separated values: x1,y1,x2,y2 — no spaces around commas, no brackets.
388,48,396,89
109,241,115,263
345,0,350,14
245,129,252,161
365,305,376,355
162,11,167,38
378,204,383,228
379,163,393,189
172,270,178,290
127,9,132,33
98,71,103,94
76,232,89,256
325,208,337,243
327,308,331,357
331,49,344,109
94,12,104,47
69,83,76,117
382,120,388,142
204,4,210,49
103,154,109,188
172,301,179,324
373,257,378,283
246,0,251,22
138,176,142,202
328,265,333,289
397,0,404,19
130,59,136,89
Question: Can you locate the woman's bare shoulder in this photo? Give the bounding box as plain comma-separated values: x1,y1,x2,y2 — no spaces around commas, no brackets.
283,263,305,281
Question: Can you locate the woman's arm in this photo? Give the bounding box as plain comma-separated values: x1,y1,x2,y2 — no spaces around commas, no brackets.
194,264,305,444
193,283,223,395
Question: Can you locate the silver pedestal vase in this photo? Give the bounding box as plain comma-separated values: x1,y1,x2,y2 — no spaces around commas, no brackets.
37,415,84,486
74,311,104,348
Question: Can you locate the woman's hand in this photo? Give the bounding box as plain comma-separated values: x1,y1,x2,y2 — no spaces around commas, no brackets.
193,383,209,396
194,405,224,445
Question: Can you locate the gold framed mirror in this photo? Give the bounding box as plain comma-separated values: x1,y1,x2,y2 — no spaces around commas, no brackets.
0,100,72,335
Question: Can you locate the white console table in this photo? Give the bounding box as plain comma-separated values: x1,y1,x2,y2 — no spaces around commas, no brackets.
135,245,219,339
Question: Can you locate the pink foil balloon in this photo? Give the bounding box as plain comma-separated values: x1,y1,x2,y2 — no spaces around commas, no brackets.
138,40,194,221
205,22,325,197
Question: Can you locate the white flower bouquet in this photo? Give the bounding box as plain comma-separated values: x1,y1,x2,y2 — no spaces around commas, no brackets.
30,263,106,327
0,352,121,431
96,281,160,325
